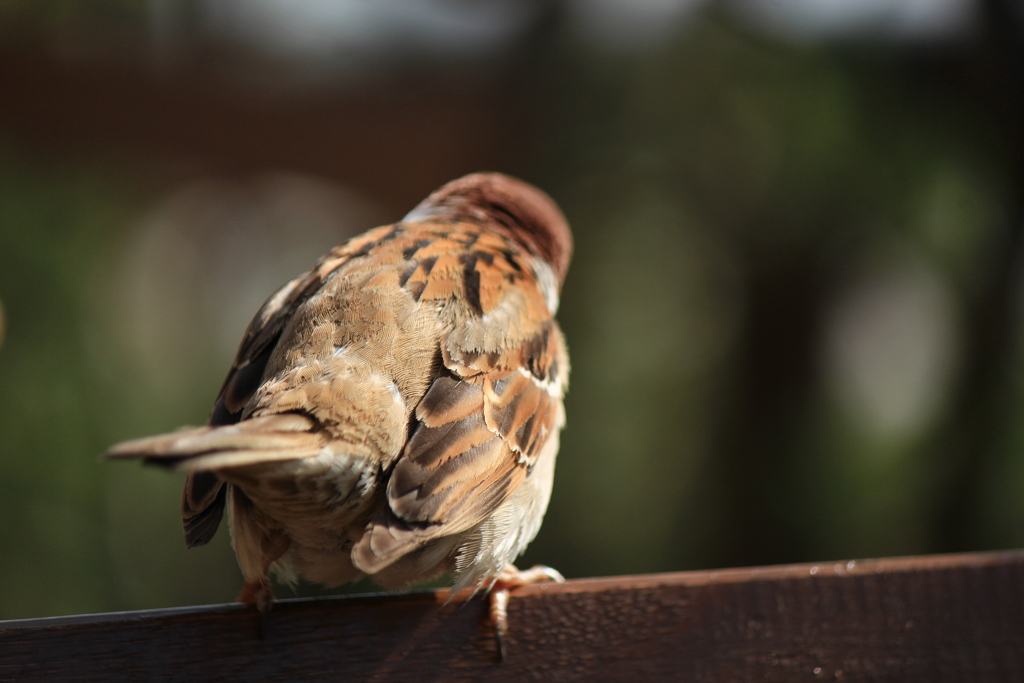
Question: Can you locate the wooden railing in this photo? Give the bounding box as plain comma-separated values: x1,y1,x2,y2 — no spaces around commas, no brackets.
2,550,1023,681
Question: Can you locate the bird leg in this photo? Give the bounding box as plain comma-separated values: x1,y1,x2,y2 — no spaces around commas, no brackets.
237,576,274,637
490,564,565,660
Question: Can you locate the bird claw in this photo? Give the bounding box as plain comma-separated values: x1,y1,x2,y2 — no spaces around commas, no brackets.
489,564,565,661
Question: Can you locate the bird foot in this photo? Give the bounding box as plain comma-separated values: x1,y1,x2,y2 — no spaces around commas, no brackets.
238,577,274,638
490,564,565,661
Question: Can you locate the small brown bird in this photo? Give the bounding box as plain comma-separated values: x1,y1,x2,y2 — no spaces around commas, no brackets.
108,172,571,655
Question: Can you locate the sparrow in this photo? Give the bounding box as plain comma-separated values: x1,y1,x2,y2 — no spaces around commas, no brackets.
108,172,572,656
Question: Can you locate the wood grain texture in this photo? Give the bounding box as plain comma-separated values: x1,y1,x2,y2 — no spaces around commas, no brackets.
2,551,1024,682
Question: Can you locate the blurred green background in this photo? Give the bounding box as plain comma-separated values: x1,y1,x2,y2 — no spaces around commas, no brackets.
4,0,1024,619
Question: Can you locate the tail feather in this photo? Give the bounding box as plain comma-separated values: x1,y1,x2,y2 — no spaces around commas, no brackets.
166,444,323,471
106,413,323,471
108,412,326,548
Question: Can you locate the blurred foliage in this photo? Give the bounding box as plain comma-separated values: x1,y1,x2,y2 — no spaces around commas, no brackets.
525,17,1014,576
0,149,153,617
3,2,1024,620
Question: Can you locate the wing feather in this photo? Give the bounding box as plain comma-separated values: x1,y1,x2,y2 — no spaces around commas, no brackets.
352,234,568,576
176,235,386,546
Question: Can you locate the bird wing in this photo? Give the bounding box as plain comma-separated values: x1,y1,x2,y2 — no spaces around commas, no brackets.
180,267,322,548
109,224,404,547
352,224,568,575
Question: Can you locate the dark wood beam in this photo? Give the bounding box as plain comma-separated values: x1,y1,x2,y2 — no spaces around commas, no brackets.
2,550,1023,681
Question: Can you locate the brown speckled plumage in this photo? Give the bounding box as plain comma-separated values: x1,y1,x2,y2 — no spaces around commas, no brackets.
108,173,571,608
